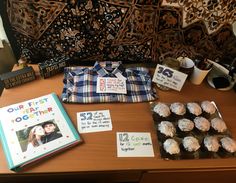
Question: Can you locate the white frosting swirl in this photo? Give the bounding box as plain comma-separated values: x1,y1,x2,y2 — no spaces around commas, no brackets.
220,137,236,153
201,101,216,114
153,103,171,117
163,138,180,155
211,118,227,133
204,136,220,152
183,136,200,152
158,121,176,137
194,116,210,132
177,118,194,132
187,102,202,116
170,102,186,115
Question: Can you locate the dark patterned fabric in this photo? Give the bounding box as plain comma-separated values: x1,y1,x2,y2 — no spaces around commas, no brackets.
2,0,236,64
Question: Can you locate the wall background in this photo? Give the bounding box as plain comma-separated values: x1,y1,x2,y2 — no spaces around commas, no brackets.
0,16,9,42
0,15,16,74
0,15,16,95
1,0,236,65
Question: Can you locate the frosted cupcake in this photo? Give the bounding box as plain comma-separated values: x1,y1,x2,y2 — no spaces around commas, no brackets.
210,117,227,134
181,136,200,159
193,116,210,134
219,137,236,157
200,136,220,158
162,138,180,159
186,102,202,119
201,101,216,118
153,102,171,122
177,118,194,137
170,102,186,119
157,121,176,141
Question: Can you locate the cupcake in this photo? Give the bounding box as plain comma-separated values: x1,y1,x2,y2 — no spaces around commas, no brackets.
193,116,210,134
210,117,227,134
177,118,194,137
181,136,200,159
157,121,176,141
186,102,202,119
170,102,186,119
153,102,171,122
200,136,220,158
162,138,180,159
200,101,216,118
219,137,236,157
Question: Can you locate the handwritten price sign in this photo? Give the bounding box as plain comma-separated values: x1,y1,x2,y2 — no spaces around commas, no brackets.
77,110,112,133
96,77,127,94
152,64,187,91
116,132,154,157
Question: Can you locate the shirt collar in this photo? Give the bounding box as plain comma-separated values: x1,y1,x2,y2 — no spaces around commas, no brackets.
93,61,126,77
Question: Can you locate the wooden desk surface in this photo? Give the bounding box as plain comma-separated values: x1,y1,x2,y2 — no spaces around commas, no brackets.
0,65,236,175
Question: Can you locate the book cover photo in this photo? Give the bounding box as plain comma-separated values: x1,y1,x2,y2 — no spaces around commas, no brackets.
0,93,82,171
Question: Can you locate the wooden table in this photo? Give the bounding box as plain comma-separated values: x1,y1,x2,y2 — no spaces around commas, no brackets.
0,65,235,183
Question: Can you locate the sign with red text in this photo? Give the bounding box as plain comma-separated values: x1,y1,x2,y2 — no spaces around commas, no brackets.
96,77,127,94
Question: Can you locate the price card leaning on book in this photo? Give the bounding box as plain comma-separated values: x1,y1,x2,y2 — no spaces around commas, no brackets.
0,93,82,171
152,64,188,91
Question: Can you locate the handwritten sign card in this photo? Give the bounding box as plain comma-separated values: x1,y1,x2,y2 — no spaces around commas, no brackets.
96,77,127,94
77,110,112,133
152,64,187,91
117,132,154,157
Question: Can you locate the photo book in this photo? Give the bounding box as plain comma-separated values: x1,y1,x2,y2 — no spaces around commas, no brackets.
0,93,82,171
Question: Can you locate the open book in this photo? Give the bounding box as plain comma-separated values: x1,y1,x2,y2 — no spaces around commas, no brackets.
0,93,82,171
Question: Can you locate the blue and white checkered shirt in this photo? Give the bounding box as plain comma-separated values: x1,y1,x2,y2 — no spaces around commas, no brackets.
61,61,157,103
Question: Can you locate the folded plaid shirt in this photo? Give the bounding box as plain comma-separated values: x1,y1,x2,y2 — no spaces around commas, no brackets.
61,61,157,103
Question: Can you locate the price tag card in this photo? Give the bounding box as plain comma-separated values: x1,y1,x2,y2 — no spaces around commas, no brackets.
117,132,154,157
77,110,112,133
96,77,127,94
152,64,188,91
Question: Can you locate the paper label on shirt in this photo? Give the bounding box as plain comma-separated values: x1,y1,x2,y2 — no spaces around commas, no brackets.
77,110,112,133
152,64,187,91
96,77,127,94
117,132,154,157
